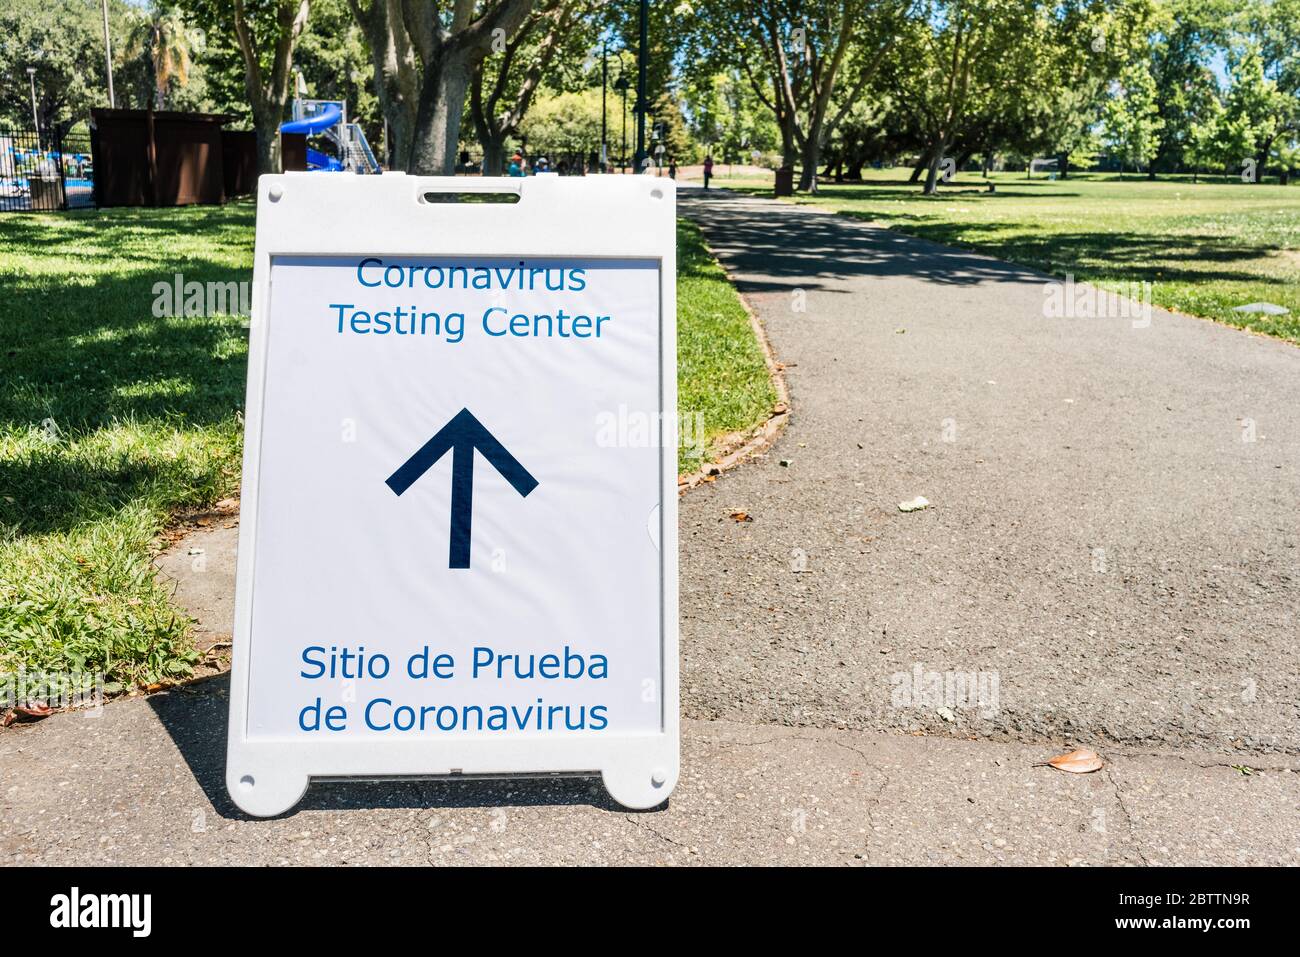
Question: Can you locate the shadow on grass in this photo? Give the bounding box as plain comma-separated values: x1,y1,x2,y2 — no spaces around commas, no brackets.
687,187,1291,292
149,675,624,819
1,206,254,535
855,216,1294,288
0,445,231,535
0,202,256,256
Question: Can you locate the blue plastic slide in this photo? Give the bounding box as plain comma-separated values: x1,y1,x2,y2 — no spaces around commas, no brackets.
281,103,343,135
305,147,343,171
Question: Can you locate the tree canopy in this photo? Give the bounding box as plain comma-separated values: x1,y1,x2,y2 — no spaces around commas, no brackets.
6,0,1299,185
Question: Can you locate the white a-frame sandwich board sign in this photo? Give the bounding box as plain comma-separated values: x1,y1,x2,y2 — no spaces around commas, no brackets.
226,173,678,816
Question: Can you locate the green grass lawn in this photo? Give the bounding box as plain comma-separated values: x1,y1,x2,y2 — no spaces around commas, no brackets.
722,169,1300,343
0,205,773,690
676,217,778,473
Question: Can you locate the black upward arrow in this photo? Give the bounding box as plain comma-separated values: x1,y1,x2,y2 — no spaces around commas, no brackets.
385,408,539,569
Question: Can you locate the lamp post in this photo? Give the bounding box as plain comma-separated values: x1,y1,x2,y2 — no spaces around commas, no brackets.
614,72,629,173
600,41,608,172
100,0,116,108
26,67,40,150
633,0,648,172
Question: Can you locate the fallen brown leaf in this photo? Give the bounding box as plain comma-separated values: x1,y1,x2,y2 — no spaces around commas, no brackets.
1045,748,1103,773
15,702,54,720
729,511,753,523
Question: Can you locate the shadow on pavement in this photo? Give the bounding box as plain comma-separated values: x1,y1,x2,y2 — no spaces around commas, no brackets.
148,674,623,820
679,188,1044,294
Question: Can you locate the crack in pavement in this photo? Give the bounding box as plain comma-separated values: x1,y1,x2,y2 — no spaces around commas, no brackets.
1104,765,1150,866
623,813,689,856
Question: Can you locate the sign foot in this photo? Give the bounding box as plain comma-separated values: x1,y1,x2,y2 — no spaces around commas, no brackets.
227,766,310,818
602,764,676,811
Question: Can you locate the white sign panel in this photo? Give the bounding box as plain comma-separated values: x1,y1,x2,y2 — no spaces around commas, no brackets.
226,174,678,816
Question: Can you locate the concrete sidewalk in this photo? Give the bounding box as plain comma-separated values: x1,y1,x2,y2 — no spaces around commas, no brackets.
3,660,1296,865
3,188,1297,865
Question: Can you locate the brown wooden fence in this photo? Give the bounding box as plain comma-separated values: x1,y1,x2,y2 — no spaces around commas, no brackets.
91,109,232,207
89,109,308,208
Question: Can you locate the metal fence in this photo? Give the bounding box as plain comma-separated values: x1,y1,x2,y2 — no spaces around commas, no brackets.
0,128,95,212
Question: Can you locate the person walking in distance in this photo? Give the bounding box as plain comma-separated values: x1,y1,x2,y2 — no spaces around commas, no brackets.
703,155,714,189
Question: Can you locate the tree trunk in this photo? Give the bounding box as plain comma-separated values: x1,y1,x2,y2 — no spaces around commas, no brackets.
779,116,797,169
254,114,283,175
409,49,472,175
910,145,936,184
482,131,508,175
1058,151,1070,179
797,137,821,192
351,0,421,171
232,0,309,176
1255,137,1275,184
922,140,946,195
385,101,418,171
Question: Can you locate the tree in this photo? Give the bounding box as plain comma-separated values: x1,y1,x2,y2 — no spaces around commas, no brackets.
213,0,313,174
124,5,207,110
695,0,908,192
346,0,536,175
1186,87,1224,179
1034,0,1159,179
1103,58,1164,173
891,0,1050,194
1243,0,1299,181
0,0,136,136
819,95,890,179
684,70,781,166
468,0,594,175
1272,129,1299,184
1146,0,1231,176
294,0,383,150
1218,41,1279,181
648,89,692,166
682,71,726,155
517,84,600,158
181,0,379,144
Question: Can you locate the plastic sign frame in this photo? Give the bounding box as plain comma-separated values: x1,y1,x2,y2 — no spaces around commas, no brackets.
226,173,679,817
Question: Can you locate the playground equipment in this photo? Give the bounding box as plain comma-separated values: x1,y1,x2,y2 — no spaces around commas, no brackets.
282,98,380,174
1028,157,1060,178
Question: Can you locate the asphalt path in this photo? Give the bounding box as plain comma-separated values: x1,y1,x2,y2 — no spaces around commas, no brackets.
678,188,1300,755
